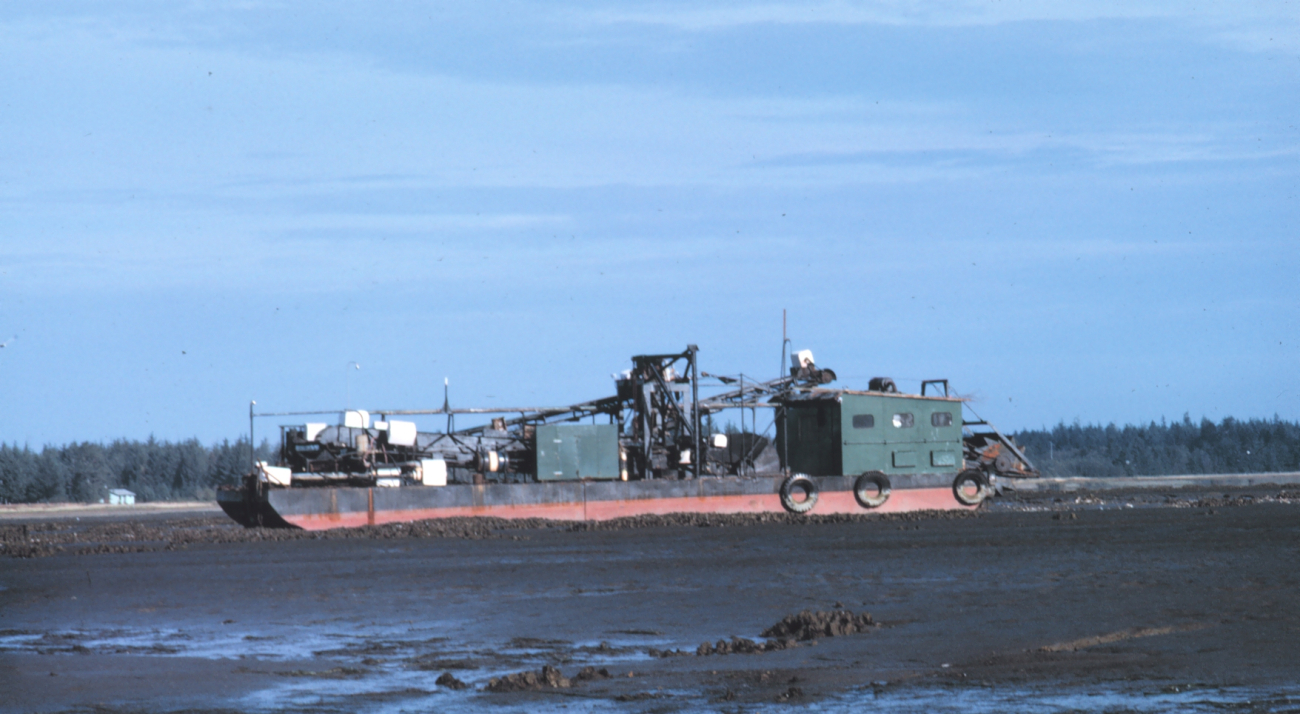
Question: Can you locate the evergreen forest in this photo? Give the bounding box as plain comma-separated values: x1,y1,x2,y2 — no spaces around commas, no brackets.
0,438,273,504
1012,415,1300,477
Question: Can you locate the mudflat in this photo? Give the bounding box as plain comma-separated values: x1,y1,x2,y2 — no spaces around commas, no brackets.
2,489,1298,712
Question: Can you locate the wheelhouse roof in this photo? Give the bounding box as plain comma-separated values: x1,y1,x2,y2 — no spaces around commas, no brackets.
770,388,965,404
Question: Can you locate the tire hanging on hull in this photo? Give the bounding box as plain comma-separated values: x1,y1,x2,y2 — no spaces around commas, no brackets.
779,473,819,514
853,471,891,508
952,469,990,506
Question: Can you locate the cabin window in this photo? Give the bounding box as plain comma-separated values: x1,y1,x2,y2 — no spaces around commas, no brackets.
852,414,875,429
892,413,914,428
931,412,953,427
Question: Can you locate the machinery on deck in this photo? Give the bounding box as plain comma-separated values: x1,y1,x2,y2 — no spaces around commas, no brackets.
247,346,1034,488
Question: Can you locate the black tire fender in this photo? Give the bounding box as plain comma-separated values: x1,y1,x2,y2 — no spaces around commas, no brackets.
779,473,818,514
953,469,989,506
853,471,891,508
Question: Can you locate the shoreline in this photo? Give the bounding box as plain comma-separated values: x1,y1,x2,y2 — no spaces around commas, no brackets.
0,500,221,521
1007,470,1300,492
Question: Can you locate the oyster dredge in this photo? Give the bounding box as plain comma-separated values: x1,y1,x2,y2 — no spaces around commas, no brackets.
218,346,1037,529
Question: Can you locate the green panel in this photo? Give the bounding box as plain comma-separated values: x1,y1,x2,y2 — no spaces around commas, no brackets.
535,424,619,481
892,451,917,468
840,393,964,476
931,451,958,467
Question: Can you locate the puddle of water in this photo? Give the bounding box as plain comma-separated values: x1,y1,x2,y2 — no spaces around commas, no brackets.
9,620,1299,714
232,636,657,714
20,622,1295,713
0,620,463,660
2,621,659,712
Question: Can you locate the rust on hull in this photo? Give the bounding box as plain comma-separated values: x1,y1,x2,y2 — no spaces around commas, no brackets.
239,476,974,531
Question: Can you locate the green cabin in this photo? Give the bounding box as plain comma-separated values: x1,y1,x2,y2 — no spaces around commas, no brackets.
775,390,965,477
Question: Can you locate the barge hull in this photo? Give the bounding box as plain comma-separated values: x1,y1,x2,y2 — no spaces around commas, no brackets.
260,475,973,531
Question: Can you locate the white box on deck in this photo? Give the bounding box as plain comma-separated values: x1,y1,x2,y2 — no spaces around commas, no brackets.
257,461,292,486
342,410,370,428
420,459,447,487
388,420,417,447
305,423,327,441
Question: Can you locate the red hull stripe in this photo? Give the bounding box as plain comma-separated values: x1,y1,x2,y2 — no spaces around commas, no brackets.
281,487,969,531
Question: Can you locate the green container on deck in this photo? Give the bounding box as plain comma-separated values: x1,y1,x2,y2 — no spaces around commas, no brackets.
535,423,620,481
776,390,964,477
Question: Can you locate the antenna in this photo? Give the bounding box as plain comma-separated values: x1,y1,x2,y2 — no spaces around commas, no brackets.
249,400,257,471
780,309,790,377
443,377,453,433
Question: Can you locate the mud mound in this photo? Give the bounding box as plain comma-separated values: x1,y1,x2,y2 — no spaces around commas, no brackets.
435,672,469,690
762,610,875,641
695,636,797,656
575,666,611,681
485,665,571,692
654,613,871,660
676,609,875,660
482,664,609,692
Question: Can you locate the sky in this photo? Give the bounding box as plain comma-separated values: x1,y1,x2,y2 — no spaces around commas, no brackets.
0,1,1296,447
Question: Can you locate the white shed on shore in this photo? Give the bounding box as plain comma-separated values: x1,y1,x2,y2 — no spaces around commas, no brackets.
107,489,135,505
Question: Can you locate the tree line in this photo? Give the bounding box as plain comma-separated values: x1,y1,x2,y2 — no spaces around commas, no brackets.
1011,415,1300,477
0,438,274,504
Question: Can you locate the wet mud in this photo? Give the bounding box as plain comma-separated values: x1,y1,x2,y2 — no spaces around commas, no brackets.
2,486,1299,712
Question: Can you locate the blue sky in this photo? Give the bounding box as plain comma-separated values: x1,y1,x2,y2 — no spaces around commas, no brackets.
1,1,1296,446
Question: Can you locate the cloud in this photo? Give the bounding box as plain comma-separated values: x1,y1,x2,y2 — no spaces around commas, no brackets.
579,1,1300,54
265,212,570,233
580,0,1160,31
